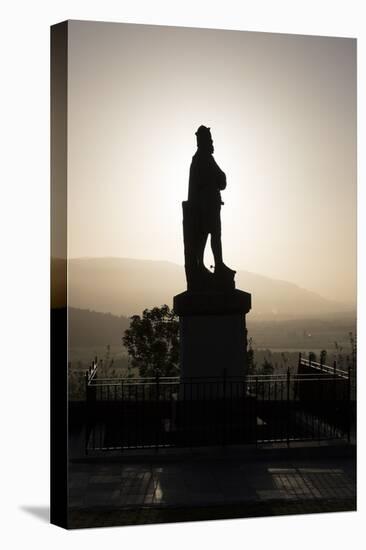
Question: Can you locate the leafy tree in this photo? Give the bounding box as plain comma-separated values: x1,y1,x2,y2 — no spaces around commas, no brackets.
260,358,274,376
122,305,180,377
309,351,317,364
348,331,357,370
320,349,327,366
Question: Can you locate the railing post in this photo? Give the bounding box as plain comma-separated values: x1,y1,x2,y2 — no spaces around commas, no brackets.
92,364,97,402
298,352,302,371
85,370,89,400
347,363,352,443
85,371,89,455
332,360,337,438
223,368,227,446
255,375,259,446
155,372,160,451
121,379,125,450
286,367,291,448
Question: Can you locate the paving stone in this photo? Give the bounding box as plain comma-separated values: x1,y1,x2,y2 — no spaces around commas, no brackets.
68,454,356,512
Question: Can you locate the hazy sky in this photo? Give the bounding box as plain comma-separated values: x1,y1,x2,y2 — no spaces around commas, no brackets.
68,21,356,304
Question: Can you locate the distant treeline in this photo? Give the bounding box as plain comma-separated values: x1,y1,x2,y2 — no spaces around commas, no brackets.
69,306,356,352
247,315,356,351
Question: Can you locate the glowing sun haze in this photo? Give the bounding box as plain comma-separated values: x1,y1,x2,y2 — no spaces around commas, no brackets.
67,21,356,305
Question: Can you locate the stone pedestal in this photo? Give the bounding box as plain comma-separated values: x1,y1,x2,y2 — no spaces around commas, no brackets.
173,289,251,397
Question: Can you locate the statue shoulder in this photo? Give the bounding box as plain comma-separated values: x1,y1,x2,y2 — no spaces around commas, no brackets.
190,152,204,172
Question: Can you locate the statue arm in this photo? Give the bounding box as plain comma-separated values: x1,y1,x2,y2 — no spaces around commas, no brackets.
217,170,226,190
210,157,226,190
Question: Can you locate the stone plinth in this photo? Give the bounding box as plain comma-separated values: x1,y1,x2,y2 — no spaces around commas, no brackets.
174,289,251,317
173,290,251,392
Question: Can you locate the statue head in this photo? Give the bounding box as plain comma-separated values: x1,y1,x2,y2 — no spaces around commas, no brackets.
195,125,214,154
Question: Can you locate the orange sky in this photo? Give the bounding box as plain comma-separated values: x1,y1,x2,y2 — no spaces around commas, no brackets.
67,21,356,304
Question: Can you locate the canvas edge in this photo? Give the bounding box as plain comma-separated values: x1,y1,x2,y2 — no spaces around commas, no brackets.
50,20,69,529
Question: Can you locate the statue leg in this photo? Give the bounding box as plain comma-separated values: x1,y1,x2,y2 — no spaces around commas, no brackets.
197,230,208,269
211,217,236,276
211,230,223,267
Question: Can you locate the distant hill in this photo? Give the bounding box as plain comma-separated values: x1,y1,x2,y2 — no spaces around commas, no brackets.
52,257,354,321
69,307,130,348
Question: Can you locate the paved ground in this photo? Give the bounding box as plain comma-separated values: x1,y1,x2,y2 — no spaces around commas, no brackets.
68,449,356,528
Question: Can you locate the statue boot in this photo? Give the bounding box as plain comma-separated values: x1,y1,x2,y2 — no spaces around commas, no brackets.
214,262,236,277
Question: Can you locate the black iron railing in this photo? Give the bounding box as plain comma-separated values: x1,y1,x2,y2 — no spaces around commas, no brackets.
84,356,354,454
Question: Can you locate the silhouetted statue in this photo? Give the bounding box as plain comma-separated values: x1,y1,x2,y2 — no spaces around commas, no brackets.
183,126,236,291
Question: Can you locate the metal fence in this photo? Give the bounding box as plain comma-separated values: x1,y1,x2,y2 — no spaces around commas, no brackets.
84,356,354,454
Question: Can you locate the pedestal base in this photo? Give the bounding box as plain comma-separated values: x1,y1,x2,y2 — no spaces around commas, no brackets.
179,314,247,380
173,289,252,393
